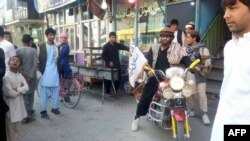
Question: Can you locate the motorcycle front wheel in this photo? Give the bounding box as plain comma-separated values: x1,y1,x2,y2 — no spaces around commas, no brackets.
176,121,185,141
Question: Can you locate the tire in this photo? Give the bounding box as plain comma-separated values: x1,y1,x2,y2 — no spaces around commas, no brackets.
62,78,81,108
176,121,186,141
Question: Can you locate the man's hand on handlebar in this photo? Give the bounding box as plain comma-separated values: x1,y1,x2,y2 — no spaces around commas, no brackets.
143,65,155,77
147,70,154,77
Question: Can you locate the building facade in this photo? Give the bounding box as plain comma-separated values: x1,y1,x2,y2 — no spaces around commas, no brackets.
38,0,197,53
1,0,222,55
1,0,45,47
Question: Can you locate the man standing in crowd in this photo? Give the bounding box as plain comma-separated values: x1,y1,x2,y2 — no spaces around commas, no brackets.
102,32,129,95
184,21,195,47
185,21,195,35
169,19,185,46
131,27,191,131
0,26,16,70
4,31,18,49
58,33,72,78
16,34,38,123
30,37,38,50
38,28,60,118
0,47,8,141
58,33,72,102
211,0,250,140
185,30,212,125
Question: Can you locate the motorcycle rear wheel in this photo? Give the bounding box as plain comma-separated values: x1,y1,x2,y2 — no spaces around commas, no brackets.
176,121,185,141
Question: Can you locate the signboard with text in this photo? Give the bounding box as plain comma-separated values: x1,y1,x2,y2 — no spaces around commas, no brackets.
36,0,76,13
129,40,148,87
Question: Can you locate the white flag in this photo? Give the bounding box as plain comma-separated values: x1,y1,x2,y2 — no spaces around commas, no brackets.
129,40,148,87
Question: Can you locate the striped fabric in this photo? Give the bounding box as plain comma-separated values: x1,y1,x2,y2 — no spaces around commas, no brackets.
167,42,187,65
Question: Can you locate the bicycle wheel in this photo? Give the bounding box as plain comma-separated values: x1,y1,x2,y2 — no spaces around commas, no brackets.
62,78,81,108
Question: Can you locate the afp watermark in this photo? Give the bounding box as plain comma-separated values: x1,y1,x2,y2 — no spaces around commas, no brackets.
224,125,250,140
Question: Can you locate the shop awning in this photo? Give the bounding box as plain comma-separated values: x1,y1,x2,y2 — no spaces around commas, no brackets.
117,28,134,35
117,27,162,40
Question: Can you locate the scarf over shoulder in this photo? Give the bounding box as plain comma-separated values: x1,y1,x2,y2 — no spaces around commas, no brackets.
167,42,187,65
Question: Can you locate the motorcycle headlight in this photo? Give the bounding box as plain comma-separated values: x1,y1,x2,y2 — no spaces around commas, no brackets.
169,76,185,91
163,89,172,99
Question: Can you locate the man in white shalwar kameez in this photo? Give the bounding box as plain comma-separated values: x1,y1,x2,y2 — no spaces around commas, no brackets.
210,0,250,140
0,26,16,71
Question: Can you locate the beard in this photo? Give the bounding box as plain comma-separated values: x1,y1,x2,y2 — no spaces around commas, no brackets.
161,42,171,47
161,39,172,47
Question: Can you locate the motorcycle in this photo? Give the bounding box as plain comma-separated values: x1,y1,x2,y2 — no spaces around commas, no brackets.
145,59,200,141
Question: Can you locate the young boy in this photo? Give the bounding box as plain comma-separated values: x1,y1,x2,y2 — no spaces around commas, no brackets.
3,56,29,141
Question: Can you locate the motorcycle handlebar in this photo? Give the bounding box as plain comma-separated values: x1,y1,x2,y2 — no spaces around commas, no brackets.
143,65,155,74
143,59,201,77
189,59,201,69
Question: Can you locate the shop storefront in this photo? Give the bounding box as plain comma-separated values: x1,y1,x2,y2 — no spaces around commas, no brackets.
41,0,108,54
115,0,164,52
115,0,195,52
37,0,195,53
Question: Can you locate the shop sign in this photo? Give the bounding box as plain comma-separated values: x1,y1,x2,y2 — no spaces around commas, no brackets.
147,12,164,32
116,1,161,19
139,23,146,33
36,0,77,13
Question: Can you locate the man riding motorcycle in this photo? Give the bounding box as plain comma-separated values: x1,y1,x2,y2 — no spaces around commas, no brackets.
131,27,191,131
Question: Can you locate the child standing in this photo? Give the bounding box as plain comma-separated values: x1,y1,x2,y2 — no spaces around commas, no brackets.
3,56,29,141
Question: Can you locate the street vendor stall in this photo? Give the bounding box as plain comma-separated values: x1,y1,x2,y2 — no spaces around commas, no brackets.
72,64,118,104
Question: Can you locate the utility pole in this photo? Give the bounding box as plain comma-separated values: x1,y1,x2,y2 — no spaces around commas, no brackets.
134,0,139,46
128,0,139,46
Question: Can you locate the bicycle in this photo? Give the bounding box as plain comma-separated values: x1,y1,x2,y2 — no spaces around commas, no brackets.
36,72,83,108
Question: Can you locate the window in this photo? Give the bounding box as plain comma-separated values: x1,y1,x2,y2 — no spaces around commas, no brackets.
47,13,55,25
65,26,76,50
100,20,107,46
56,12,60,25
82,22,88,47
66,8,75,24
82,5,93,20
59,11,64,24
82,5,88,20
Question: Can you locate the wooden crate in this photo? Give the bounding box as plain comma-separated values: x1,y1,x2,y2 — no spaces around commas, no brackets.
82,47,103,86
